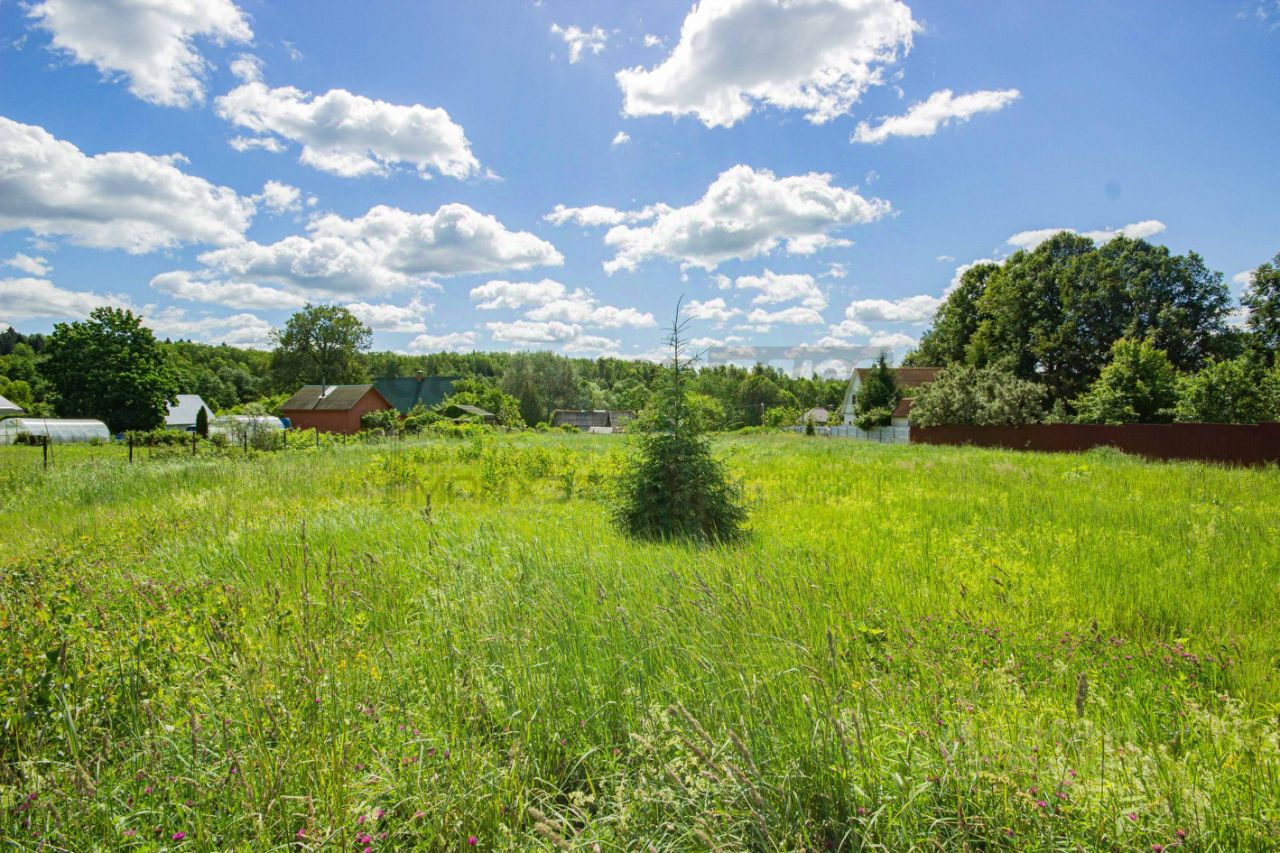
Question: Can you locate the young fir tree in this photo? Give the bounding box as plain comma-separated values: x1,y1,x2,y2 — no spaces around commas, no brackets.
613,306,747,541
194,405,209,438
854,351,902,429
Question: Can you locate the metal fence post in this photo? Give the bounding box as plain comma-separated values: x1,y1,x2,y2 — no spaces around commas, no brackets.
42,436,49,470
128,438,133,465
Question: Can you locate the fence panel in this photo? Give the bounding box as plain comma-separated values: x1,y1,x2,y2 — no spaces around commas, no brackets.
911,423,1280,465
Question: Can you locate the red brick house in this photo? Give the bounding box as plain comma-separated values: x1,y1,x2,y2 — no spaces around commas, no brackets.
281,384,393,434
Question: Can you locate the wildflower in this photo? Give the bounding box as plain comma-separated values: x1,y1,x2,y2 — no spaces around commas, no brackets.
376,809,385,819
413,810,425,819
357,814,367,824
468,836,478,846
1152,846,1164,852
296,828,306,839
123,829,137,838
1036,800,1048,809
144,786,153,794
172,831,187,841
1126,812,1138,822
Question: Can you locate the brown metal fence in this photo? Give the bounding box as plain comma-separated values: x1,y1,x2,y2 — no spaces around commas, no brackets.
911,423,1280,466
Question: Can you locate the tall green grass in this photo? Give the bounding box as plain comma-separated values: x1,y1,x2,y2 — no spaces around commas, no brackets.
1,434,1278,849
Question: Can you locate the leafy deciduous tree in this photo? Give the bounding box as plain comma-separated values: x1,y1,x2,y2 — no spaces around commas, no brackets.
1072,338,1179,424
269,304,372,392
44,307,178,433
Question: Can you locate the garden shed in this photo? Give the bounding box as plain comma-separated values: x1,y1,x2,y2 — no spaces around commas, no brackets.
552,409,635,432
281,384,393,434
0,418,110,444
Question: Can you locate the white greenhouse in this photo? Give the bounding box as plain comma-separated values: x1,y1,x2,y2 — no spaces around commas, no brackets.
0,418,111,444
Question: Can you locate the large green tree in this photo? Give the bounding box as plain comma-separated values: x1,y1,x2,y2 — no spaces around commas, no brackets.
269,305,372,391
1242,252,1280,364
44,307,178,432
917,233,1231,407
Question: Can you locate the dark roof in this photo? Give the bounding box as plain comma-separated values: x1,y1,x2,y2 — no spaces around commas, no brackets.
440,403,494,419
892,397,915,418
281,384,390,412
854,367,942,389
552,409,636,430
373,376,457,414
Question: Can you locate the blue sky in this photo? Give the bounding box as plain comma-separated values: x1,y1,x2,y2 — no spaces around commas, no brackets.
1,0,1277,364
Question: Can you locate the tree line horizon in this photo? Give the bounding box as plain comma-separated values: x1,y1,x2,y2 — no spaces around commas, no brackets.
2,233,1277,432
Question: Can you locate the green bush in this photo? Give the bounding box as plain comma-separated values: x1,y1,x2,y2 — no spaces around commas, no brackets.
855,406,893,431
911,364,1046,427
613,312,746,542
1073,338,1178,424
1175,356,1280,423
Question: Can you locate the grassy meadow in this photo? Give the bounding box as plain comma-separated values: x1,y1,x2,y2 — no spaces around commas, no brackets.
1,433,1278,850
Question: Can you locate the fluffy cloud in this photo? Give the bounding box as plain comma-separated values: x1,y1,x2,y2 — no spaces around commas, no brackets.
827,318,872,337
215,62,480,179
868,330,916,350
685,297,741,324
344,297,433,333
842,293,940,322
486,319,582,344
616,0,917,127
143,306,273,348
28,0,251,107
743,305,825,329
1006,220,1166,251
470,279,654,328
852,88,1021,143
735,270,826,308
1232,270,1255,287
561,334,621,355
551,24,608,63
611,131,631,146
600,165,889,272
253,180,302,214
0,276,123,321
3,253,51,276
196,204,562,297
0,116,255,253
407,331,478,353
470,279,566,310
543,203,658,227
525,291,656,328
149,270,305,310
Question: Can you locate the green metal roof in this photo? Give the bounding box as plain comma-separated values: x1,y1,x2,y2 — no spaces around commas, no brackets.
373,376,458,414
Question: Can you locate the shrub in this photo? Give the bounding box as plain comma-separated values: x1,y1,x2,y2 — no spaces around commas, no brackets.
911,364,1045,426
855,352,902,417
613,309,747,542
804,418,817,435
761,405,800,430
1072,338,1178,424
361,408,401,434
1175,356,1280,423
855,406,894,431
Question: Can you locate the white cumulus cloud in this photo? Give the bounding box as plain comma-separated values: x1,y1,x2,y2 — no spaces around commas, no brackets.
470,279,567,310
551,24,608,63
0,276,125,322
28,0,251,107
344,297,433,333
3,253,51,276
195,204,562,297
408,331,478,353
253,180,302,214
852,88,1021,143
1006,220,1166,251
149,270,305,310
611,131,631,146
685,297,741,324
842,293,940,322
0,116,256,253
215,62,480,180
617,0,917,127
735,269,827,308
599,165,889,272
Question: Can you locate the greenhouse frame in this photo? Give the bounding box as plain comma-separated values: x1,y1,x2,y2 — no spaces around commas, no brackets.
0,418,111,444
